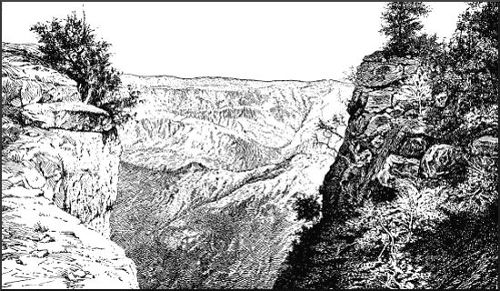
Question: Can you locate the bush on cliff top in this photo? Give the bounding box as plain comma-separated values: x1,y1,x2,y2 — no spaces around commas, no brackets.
30,11,120,106
30,10,139,125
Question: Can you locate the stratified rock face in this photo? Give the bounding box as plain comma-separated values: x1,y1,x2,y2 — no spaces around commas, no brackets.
2,43,138,289
2,43,80,106
3,127,121,236
274,51,498,289
320,52,431,217
471,135,498,156
110,75,354,288
117,75,353,172
21,102,114,132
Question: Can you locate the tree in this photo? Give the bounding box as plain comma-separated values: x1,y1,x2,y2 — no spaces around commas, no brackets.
342,65,359,85
293,195,321,221
30,11,121,105
423,2,498,145
447,2,499,111
380,2,431,57
314,114,346,152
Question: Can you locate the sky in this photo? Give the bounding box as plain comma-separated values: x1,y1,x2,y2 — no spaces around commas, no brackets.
2,2,467,81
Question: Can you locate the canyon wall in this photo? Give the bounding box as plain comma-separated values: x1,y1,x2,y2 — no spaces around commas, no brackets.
2,43,138,288
110,74,354,288
274,51,498,289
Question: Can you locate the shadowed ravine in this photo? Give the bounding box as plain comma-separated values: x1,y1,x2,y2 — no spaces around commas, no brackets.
109,76,354,288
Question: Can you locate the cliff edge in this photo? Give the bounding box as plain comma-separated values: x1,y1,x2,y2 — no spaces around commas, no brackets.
2,43,138,288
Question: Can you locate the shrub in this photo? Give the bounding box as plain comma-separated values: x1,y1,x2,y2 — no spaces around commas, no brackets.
294,195,321,221
31,11,120,105
98,85,143,125
342,65,359,85
30,11,140,125
33,221,49,233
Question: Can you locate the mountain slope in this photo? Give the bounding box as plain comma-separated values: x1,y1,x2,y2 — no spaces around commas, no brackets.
274,51,498,289
110,75,354,288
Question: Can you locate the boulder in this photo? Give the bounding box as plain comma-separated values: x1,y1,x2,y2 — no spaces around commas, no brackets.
21,102,114,132
23,167,46,189
364,88,394,113
370,135,385,149
357,62,405,88
399,137,428,158
399,118,428,137
376,154,420,188
364,113,392,137
471,136,498,156
420,144,461,179
362,50,386,62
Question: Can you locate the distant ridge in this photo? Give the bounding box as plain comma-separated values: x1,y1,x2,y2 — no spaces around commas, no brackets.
122,73,352,86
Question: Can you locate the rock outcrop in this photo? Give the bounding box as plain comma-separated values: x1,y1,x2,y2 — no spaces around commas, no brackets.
274,51,498,289
2,43,138,289
110,75,354,288
317,51,434,217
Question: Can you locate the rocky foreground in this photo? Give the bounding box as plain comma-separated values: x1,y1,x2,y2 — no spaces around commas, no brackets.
110,75,354,288
2,43,138,288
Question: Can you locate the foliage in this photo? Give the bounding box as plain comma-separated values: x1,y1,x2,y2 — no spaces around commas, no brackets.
345,184,447,289
31,11,121,105
447,155,498,213
293,195,321,222
399,66,432,115
421,2,498,145
342,65,359,85
98,85,143,125
379,2,431,57
406,206,498,289
30,11,141,125
33,221,49,233
446,2,499,112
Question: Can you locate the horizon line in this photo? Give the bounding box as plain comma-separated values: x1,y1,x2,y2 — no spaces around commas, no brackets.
2,42,353,85
122,73,353,85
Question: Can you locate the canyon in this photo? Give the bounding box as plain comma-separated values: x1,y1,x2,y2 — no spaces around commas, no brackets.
110,74,353,288
2,42,355,289
3,42,496,289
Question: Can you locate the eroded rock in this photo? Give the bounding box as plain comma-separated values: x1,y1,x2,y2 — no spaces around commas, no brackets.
2,42,138,289
376,154,420,188
399,137,428,158
2,43,80,106
420,144,461,179
471,136,498,156
22,102,113,132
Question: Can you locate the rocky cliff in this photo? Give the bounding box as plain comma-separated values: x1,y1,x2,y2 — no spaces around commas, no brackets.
274,51,498,289
2,43,138,288
110,74,354,288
